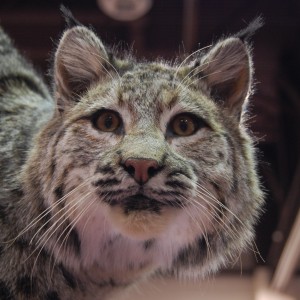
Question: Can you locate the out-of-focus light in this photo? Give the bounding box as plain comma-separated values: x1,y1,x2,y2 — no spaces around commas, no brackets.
97,0,153,21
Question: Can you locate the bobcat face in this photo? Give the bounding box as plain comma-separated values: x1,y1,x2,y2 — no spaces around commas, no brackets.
23,22,263,279
52,65,221,242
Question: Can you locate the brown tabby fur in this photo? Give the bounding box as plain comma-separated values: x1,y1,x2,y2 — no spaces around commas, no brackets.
0,10,264,300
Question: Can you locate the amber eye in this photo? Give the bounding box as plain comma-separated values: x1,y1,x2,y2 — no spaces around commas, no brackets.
170,113,202,137
94,110,121,132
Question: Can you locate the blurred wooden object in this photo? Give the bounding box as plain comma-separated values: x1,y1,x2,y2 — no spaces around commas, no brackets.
254,210,300,299
271,209,300,292
254,268,295,300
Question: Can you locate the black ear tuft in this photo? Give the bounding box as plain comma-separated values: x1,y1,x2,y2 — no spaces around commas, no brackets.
234,16,264,42
60,5,82,28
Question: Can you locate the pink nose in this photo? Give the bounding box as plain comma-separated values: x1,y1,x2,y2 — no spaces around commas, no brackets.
124,158,159,184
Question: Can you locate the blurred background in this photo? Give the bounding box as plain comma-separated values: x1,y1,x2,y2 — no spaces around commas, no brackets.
0,0,299,299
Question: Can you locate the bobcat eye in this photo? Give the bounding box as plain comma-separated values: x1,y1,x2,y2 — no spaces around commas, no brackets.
169,113,204,137
94,110,121,132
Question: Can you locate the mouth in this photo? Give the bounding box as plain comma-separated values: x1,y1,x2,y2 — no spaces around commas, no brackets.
102,192,185,214
122,194,163,214
103,193,164,214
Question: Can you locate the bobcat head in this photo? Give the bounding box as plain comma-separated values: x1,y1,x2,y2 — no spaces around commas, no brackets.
23,16,264,280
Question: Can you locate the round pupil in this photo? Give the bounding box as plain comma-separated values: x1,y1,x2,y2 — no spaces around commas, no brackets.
179,118,189,132
104,115,114,129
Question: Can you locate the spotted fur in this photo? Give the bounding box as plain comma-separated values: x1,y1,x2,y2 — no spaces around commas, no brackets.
0,11,264,300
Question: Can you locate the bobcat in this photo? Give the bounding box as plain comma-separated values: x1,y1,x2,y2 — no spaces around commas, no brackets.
0,9,264,300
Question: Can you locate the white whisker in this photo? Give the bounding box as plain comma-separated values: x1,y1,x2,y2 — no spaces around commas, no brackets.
197,183,245,229
176,70,223,95
30,190,93,278
49,191,95,278
28,179,92,246
4,178,92,247
179,195,213,260
173,44,212,82
24,186,92,267
87,50,122,82
196,183,263,258
175,57,220,94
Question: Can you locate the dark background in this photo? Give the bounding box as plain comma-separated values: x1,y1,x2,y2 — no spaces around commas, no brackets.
0,0,299,272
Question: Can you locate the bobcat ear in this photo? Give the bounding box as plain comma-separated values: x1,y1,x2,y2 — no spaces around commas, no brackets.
197,37,252,120
54,26,111,113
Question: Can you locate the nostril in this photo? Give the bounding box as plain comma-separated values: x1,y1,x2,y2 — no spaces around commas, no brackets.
125,164,135,176
148,166,158,177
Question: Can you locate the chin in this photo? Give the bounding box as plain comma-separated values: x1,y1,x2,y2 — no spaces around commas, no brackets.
106,195,180,240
